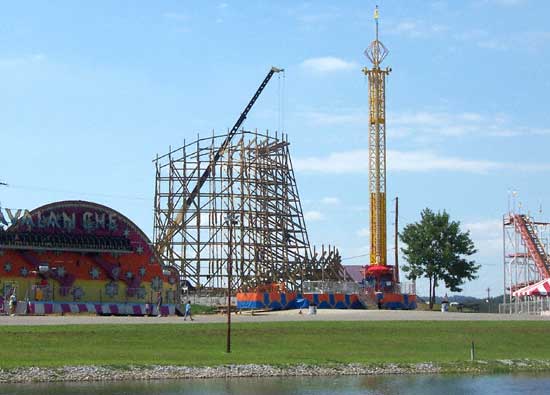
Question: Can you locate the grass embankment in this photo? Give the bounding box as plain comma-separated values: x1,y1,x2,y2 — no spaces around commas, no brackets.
1,321,550,369
189,304,217,315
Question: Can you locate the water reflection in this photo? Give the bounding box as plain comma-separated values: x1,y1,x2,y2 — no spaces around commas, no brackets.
2,373,550,395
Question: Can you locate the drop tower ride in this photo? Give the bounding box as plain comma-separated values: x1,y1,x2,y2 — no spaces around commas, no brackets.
362,5,390,267
361,7,415,309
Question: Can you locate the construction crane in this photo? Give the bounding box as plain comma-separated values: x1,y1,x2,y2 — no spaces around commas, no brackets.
363,5,391,267
0,181,7,213
155,66,284,257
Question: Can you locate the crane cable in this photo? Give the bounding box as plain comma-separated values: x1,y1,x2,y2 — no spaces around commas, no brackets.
340,252,370,261
278,69,286,134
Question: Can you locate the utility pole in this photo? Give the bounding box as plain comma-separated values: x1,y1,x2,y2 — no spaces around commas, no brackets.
394,197,399,283
225,214,239,354
486,287,491,313
227,220,233,353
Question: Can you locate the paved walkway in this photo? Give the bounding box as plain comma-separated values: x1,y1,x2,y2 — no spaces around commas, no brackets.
1,309,549,326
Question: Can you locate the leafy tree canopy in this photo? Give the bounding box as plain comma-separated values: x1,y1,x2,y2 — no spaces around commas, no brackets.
400,208,479,308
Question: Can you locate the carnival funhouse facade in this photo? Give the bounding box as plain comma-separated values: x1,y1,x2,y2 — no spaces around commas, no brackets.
0,201,179,315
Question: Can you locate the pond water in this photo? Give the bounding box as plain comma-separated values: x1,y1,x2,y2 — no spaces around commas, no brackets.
2,374,549,395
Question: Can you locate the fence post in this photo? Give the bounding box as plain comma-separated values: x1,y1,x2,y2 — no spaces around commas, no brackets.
470,341,475,361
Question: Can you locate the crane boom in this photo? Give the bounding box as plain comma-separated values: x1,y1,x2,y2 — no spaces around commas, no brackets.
156,66,284,256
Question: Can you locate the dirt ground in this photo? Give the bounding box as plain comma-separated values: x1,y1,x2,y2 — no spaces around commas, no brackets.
1,309,549,326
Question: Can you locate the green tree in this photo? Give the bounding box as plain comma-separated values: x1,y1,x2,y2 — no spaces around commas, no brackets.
399,208,479,310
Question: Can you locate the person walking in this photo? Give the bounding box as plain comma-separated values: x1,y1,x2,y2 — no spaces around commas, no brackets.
9,289,17,316
156,291,163,317
183,300,193,321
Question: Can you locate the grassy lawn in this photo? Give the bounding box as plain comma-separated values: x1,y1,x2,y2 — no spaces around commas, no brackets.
1,321,549,369
189,304,217,315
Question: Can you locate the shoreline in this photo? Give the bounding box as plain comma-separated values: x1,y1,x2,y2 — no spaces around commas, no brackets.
2,361,550,384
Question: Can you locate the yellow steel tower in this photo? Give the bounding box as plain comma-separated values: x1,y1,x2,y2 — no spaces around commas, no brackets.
363,6,391,266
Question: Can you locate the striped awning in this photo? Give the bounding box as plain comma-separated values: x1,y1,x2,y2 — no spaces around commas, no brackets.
513,278,550,297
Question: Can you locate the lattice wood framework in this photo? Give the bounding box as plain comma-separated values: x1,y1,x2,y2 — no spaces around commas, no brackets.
153,130,344,291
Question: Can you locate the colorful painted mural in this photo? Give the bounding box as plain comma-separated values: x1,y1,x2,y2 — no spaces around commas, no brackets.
0,201,178,314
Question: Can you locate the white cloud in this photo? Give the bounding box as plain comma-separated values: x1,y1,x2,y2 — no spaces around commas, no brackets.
387,20,449,38
477,39,509,50
321,197,340,205
454,28,511,50
294,150,367,174
392,21,418,35
218,2,228,9
456,27,550,52
454,28,489,42
356,227,370,238
294,149,550,175
463,219,503,260
464,219,502,235
520,31,550,51
300,57,358,74
0,53,45,67
391,111,501,138
296,12,340,25
389,150,499,173
303,110,368,126
288,4,342,26
301,108,550,139
388,9,545,53
304,210,324,221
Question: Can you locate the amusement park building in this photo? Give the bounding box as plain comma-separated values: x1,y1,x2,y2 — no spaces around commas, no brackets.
0,201,178,315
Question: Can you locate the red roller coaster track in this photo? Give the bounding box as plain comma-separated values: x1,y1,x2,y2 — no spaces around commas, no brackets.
511,214,550,279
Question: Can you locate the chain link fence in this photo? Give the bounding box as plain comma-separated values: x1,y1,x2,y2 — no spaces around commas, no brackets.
302,281,363,294
499,298,550,315
302,280,416,295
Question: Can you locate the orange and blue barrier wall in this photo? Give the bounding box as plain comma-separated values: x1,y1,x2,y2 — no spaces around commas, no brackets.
236,292,363,310
302,293,363,309
377,292,417,310
236,292,298,310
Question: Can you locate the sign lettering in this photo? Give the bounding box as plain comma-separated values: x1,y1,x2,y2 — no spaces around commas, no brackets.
0,208,117,233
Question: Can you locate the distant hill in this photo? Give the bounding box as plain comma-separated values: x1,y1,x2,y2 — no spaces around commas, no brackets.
417,294,504,313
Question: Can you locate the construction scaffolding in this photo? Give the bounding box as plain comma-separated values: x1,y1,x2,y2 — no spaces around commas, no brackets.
502,213,550,306
153,130,344,293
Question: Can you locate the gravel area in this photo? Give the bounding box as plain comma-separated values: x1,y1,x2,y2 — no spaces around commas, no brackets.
3,360,550,383
1,309,549,326
0,363,441,383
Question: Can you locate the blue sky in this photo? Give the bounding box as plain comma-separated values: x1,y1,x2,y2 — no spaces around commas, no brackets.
1,0,549,297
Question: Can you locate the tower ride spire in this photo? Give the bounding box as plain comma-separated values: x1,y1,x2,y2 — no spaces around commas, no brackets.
363,5,391,266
